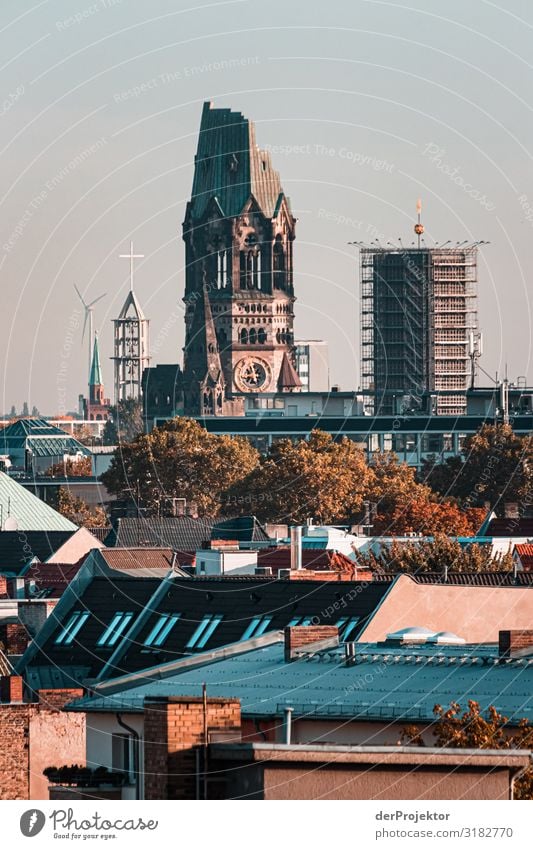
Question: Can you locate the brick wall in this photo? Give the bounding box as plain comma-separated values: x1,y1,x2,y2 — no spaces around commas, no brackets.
0,675,24,702
37,689,84,711
284,626,339,661
144,697,241,800
0,576,7,597
0,622,30,655
499,630,533,656
0,704,33,799
18,601,57,637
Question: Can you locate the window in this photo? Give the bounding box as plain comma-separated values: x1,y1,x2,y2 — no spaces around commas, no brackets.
186,614,224,649
97,612,135,647
143,614,181,647
336,616,360,641
287,616,314,626
54,610,89,645
241,616,273,640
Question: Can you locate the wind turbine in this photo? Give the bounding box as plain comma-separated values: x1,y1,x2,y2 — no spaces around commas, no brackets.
74,285,106,389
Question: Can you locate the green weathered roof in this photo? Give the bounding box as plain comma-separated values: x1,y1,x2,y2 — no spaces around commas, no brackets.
187,102,289,221
0,472,77,531
0,418,91,458
89,334,103,386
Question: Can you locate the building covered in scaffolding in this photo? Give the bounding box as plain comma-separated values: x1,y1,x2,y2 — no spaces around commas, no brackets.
359,242,480,415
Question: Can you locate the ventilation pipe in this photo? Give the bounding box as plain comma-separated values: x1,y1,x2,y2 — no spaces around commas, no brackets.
283,707,294,744
290,526,302,571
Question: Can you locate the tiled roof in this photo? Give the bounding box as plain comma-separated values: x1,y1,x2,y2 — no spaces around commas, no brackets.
23,561,84,597
515,543,533,571
106,515,269,549
370,571,533,586
0,472,77,532
99,548,177,575
257,547,355,573
21,575,389,687
69,638,533,726
0,530,75,573
485,518,533,537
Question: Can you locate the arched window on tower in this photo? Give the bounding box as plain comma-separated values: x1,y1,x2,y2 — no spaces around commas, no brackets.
249,327,257,344
240,234,261,290
273,236,286,290
240,328,248,344
216,249,230,289
258,327,266,344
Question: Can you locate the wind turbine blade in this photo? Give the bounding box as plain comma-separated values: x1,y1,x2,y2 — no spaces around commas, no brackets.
74,283,87,308
87,292,107,308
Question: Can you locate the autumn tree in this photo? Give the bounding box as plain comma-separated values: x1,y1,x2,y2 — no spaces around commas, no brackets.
58,488,108,528
432,701,533,799
422,424,533,508
101,417,259,516
227,430,371,524
45,456,92,477
355,534,514,574
103,399,144,445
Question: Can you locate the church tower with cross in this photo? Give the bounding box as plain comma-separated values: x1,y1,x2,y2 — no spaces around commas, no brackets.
181,102,301,416
112,241,150,403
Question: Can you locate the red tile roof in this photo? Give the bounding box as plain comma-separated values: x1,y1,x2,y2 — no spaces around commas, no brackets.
515,543,533,571
257,547,358,576
24,560,84,597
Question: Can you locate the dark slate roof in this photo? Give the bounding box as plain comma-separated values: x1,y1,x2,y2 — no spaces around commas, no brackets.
21,575,390,688
88,527,112,542
0,530,75,574
485,518,533,537
106,515,269,549
23,561,83,597
186,102,288,221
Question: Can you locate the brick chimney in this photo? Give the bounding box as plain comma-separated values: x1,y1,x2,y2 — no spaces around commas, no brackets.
0,675,24,703
499,630,533,657
284,626,339,662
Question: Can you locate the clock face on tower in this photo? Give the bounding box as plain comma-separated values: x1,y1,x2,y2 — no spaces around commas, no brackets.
234,356,272,392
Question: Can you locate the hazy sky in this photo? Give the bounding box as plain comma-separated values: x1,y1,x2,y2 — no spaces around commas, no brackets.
2,0,532,413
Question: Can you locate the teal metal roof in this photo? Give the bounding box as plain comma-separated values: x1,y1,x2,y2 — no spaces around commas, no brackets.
70,638,533,724
89,335,103,386
0,418,90,459
0,472,77,531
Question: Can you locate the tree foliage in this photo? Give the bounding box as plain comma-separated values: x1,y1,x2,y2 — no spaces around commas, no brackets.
226,430,371,524
58,488,108,528
421,424,533,508
101,417,259,516
103,399,144,445
355,534,514,573
45,457,92,477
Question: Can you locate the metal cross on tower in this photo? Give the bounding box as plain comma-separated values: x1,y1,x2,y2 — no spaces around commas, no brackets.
119,241,144,291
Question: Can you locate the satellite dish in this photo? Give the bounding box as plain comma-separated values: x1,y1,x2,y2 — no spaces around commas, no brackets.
4,516,19,530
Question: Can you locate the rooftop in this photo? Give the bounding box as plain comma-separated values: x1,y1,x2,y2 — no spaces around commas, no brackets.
0,472,77,532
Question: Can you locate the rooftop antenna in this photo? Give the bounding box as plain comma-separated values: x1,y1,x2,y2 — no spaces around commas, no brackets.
74,285,107,390
120,240,144,293
414,198,424,248
468,331,483,389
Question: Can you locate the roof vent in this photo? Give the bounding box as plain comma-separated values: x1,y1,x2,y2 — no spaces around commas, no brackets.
385,626,435,644
427,631,466,645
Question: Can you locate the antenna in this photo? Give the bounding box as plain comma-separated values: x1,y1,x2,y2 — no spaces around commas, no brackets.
414,198,424,248
74,285,107,390
469,331,483,389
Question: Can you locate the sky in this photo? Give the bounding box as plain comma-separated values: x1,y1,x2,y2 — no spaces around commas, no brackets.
1,0,532,414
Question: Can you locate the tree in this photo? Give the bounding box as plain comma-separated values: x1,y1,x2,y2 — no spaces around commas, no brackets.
355,534,514,573
431,701,533,799
101,417,259,516
227,430,371,524
422,424,533,508
58,488,108,528
45,457,92,477
103,399,144,445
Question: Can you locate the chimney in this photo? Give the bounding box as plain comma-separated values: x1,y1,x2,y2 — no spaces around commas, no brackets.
499,630,533,657
290,526,302,571
284,626,339,662
0,675,24,703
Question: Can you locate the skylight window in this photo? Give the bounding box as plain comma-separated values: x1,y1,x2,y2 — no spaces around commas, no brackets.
143,614,181,647
186,614,223,649
54,611,90,645
97,612,135,647
241,616,273,640
336,616,360,641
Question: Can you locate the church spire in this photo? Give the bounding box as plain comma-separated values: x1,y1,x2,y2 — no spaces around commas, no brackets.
89,333,103,387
